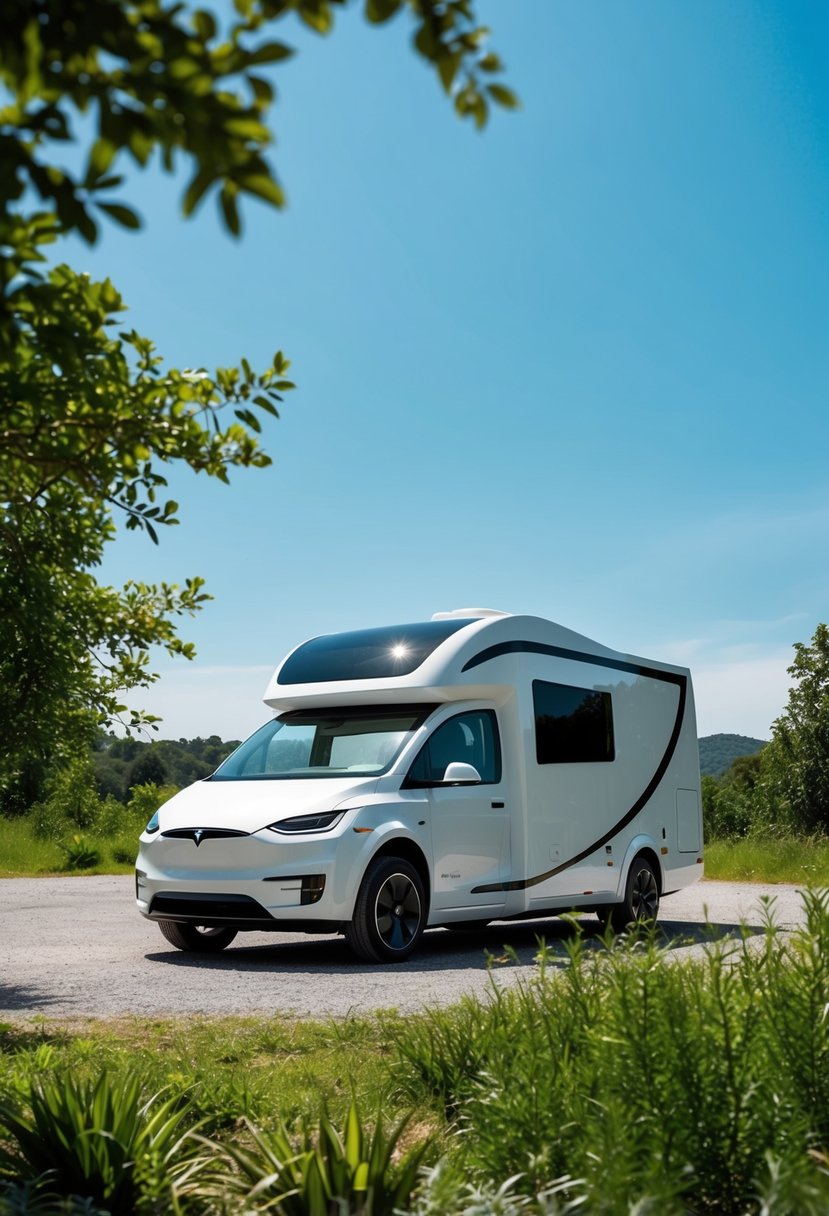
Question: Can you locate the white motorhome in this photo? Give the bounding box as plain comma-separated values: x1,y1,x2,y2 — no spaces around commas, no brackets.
136,610,703,963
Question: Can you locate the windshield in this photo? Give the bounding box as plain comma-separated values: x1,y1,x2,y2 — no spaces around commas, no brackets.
209,705,436,781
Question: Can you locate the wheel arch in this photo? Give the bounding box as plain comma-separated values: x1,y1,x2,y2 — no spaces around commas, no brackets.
623,842,663,895
367,837,431,911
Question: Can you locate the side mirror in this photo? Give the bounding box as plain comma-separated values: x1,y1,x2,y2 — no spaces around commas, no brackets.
441,762,482,785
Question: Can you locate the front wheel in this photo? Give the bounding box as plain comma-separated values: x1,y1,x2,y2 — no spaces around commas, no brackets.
346,856,426,964
158,920,238,953
601,856,660,933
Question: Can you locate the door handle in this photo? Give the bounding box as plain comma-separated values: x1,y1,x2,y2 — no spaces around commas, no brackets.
492,801,505,809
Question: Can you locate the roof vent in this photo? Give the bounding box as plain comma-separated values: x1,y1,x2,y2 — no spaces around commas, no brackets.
431,608,511,621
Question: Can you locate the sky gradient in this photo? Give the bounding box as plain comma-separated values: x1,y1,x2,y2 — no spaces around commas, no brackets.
73,0,828,743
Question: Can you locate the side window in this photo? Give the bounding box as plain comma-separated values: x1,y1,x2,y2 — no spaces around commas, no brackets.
533,680,615,764
406,711,501,785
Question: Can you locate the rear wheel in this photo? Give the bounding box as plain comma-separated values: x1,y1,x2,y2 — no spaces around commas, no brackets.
158,920,238,953
601,856,660,932
347,856,426,963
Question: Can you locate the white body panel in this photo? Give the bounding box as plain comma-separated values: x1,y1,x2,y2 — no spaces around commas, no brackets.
136,612,703,942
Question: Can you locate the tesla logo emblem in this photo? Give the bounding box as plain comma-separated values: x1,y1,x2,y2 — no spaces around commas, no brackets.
193,829,204,847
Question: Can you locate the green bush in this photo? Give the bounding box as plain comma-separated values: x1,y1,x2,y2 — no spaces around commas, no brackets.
109,843,137,866
44,762,101,831
125,783,179,827
27,801,69,844
58,836,101,871
390,895,829,1214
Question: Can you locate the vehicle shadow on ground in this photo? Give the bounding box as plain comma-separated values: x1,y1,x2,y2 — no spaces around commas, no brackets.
143,914,767,977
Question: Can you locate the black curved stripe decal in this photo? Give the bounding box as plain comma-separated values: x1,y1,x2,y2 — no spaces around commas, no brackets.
462,639,671,682
466,641,687,894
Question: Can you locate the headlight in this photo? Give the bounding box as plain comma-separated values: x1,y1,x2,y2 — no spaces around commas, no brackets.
145,811,160,834
266,811,344,834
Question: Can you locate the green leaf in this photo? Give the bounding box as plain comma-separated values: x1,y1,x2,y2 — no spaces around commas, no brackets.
193,9,218,40
414,22,438,61
486,83,521,110
365,0,402,24
437,51,462,94
88,138,117,180
219,188,241,235
97,203,142,230
247,41,295,65
182,168,215,216
224,116,270,141
237,173,285,208
479,51,503,73
248,75,275,106
298,0,333,34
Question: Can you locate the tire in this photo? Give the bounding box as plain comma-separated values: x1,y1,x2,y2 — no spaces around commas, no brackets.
604,856,660,933
158,920,238,953
346,856,426,963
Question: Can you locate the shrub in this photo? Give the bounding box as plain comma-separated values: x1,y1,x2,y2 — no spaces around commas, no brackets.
126,783,179,827
44,762,101,831
58,836,101,871
0,1073,204,1214
215,1100,434,1215
109,843,137,866
27,801,69,844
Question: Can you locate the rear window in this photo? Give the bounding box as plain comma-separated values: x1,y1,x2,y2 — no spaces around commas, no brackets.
277,620,474,685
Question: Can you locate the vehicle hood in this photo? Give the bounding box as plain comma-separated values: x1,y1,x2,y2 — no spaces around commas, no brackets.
152,776,380,835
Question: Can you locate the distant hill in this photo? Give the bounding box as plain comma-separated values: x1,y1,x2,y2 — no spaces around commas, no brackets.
698,733,767,777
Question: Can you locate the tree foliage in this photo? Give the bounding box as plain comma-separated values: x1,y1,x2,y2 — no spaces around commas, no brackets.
764,624,829,834
0,0,516,811
701,625,829,842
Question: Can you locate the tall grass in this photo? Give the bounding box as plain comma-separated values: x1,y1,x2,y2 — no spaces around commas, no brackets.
390,892,829,1214
704,836,829,884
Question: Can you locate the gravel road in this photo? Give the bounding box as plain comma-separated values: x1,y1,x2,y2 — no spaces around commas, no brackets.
0,877,809,1023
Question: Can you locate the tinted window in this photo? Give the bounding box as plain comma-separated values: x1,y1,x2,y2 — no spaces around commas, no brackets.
277,620,475,685
533,680,615,764
406,710,501,785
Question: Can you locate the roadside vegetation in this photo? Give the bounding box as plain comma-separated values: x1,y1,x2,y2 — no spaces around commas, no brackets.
698,622,829,883
4,893,829,1213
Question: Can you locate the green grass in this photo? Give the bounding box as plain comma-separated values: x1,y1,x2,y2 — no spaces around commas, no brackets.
0,1014,406,1132
704,835,829,884
5,810,829,883
0,816,136,878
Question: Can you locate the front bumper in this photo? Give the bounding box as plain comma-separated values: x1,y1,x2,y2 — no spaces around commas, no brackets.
135,823,353,926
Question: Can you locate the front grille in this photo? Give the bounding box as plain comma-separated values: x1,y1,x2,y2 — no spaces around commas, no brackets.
161,828,250,845
149,892,272,921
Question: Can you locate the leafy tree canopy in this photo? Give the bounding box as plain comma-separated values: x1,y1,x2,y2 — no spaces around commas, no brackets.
0,0,516,810
764,623,829,834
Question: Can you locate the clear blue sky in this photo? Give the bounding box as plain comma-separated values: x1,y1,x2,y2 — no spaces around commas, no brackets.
75,0,828,742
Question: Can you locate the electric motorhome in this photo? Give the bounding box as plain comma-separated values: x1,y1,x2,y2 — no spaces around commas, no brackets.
136,610,703,963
